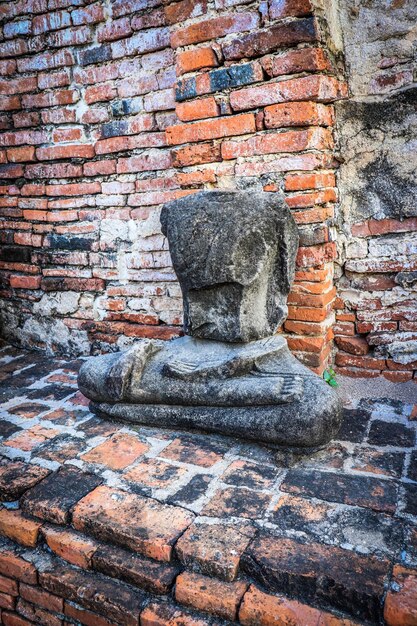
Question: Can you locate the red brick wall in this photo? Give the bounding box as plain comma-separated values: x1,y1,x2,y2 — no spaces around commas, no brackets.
0,0,346,373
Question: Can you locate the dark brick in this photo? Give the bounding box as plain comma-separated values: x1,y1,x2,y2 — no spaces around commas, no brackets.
92,544,179,594
34,435,87,463
241,534,390,622
408,450,417,482
111,97,142,117
26,385,74,401
0,247,31,263
337,408,370,442
209,62,256,92
334,507,405,557
223,17,318,61
220,460,279,489
202,487,271,518
79,44,112,66
368,420,415,447
40,559,147,626
45,234,95,251
0,460,50,501
15,598,61,626
8,402,47,419
175,522,256,581
21,466,102,524
175,76,197,102
77,417,120,438
101,120,129,139
352,446,405,478
169,474,212,506
281,468,398,513
0,422,22,439
161,435,229,467
403,483,417,517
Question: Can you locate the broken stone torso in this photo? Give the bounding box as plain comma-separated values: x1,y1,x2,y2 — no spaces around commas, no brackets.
78,191,342,450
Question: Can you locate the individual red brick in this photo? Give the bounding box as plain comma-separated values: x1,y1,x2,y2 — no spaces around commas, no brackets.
176,47,218,75
222,127,333,159
22,89,78,109
335,335,370,356
351,217,417,237
265,101,334,129
84,160,117,176
262,47,330,77
92,543,179,595
81,432,149,470
242,534,390,622
175,522,256,581
73,485,194,561
171,141,221,166
269,0,312,19
176,97,219,122
42,560,146,626
171,12,259,47
176,571,248,621
231,75,345,111
335,353,385,370
165,0,207,25
38,70,70,90
12,111,41,128
6,147,36,163
97,18,132,42
383,371,413,382
0,95,20,111
21,466,102,525
141,601,215,626
19,584,63,614
2,613,35,626
0,550,37,584
64,602,119,626
0,508,42,547
116,151,172,174
223,17,317,60
36,144,94,161
239,585,359,626
166,113,255,145
285,171,336,190
0,460,50,501
42,526,99,569
85,83,117,104
282,468,398,513
9,275,41,289
0,593,15,610
46,182,101,196
124,458,187,489
52,127,82,143
384,565,417,626
0,575,18,596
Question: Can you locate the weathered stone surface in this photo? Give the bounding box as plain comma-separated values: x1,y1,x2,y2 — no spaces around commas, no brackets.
160,191,299,342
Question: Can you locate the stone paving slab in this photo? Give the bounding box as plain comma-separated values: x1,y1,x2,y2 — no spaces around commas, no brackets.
0,341,416,625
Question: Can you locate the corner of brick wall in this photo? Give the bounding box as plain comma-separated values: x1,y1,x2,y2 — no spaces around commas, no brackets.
0,0,347,374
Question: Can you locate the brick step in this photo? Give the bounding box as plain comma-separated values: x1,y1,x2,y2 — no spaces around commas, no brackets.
0,533,373,626
0,460,403,625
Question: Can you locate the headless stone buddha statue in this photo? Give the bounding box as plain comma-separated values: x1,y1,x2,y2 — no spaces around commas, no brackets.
78,191,342,449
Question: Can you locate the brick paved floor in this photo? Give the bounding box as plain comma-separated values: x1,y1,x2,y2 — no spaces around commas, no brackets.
0,340,416,625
